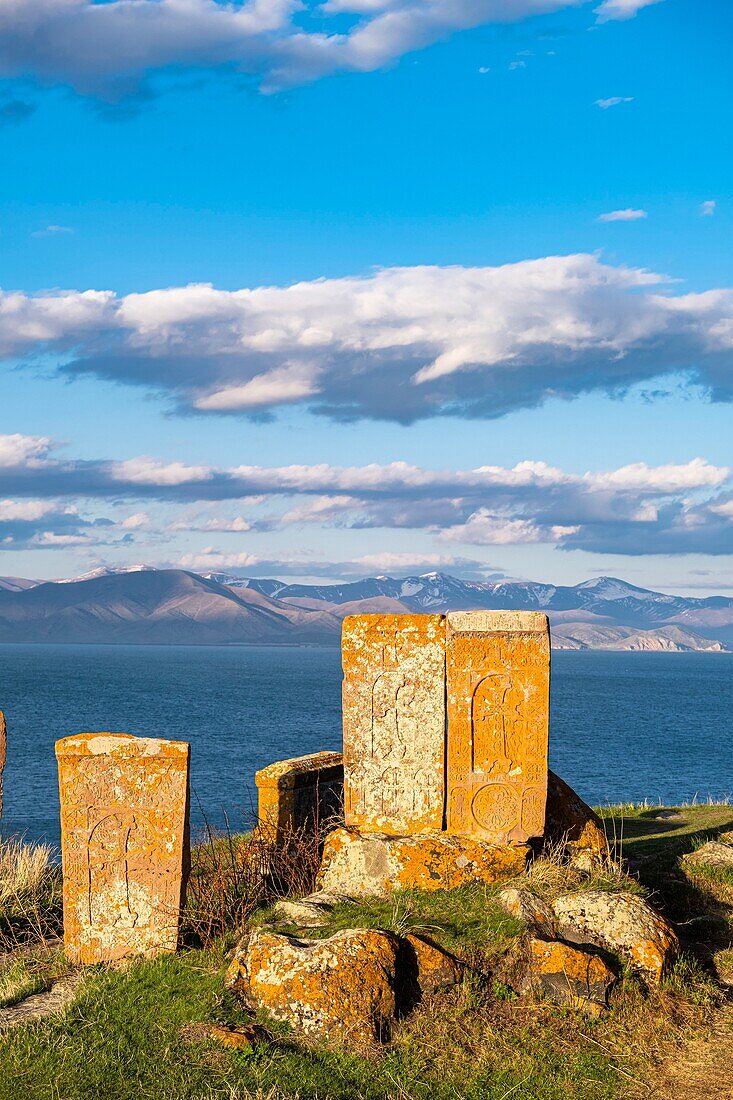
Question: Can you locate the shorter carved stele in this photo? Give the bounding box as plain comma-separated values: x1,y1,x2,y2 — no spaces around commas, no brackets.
56,732,190,964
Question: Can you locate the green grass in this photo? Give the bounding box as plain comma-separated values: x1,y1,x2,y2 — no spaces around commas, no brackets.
259,885,524,957
0,947,620,1100
0,807,730,1100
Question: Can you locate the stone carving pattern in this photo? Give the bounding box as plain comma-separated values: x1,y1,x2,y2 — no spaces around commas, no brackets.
57,736,189,964
342,615,445,835
447,627,549,844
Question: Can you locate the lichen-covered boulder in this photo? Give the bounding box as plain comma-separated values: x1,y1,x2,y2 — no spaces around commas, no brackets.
237,928,400,1045
552,891,679,983
318,827,528,897
497,887,556,936
397,934,464,1008
545,771,608,855
682,841,733,870
522,936,616,1013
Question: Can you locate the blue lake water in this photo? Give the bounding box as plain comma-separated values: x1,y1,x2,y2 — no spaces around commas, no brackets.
0,644,731,848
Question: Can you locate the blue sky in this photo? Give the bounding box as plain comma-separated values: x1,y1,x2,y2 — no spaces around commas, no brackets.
1,0,732,593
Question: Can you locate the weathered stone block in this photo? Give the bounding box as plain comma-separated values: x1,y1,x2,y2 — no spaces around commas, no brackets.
56,732,190,964
342,614,445,835
398,933,464,1008
446,611,550,844
256,751,343,844
318,826,528,897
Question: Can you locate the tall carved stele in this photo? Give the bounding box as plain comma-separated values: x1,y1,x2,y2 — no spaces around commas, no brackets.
56,733,190,964
342,614,446,835
446,611,550,845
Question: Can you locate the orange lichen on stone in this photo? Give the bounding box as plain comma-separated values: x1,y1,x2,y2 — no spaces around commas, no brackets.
55,732,190,965
244,928,399,1046
318,826,528,897
545,770,608,855
400,934,464,1003
0,710,6,818
342,614,445,836
446,611,550,845
523,936,616,1011
552,891,679,983
256,751,344,844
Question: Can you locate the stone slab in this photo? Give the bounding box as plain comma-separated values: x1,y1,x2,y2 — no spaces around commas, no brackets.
56,732,190,964
256,751,344,844
446,611,550,844
317,826,528,897
342,614,445,835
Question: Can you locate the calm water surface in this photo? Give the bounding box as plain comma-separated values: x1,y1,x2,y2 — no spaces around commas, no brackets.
1,645,731,847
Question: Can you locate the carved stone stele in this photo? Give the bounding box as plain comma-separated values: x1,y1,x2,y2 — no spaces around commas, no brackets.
446,611,550,844
342,614,445,835
56,733,190,964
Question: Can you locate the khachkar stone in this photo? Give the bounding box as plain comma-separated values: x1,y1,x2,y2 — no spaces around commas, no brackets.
0,710,6,817
446,611,550,845
56,733,190,964
342,614,445,835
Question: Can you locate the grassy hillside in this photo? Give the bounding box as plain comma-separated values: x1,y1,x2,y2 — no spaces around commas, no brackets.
0,803,731,1100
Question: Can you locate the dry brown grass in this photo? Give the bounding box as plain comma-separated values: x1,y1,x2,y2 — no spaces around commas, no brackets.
183,817,326,946
509,839,642,905
0,837,62,949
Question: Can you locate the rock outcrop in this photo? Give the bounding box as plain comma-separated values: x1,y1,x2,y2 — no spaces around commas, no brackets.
552,891,679,983
682,841,733,870
229,928,400,1045
544,771,609,856
497,887,556,937
521,936,617,1012
226,926,465,1044
318,827,528,897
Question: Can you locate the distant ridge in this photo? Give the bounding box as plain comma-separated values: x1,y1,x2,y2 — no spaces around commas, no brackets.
0,568,729,649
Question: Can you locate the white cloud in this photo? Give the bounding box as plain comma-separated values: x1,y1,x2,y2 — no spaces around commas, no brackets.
31,224,75,238
2,432,731,557
0,498,64,521
110,458,213,485
195,365,319,411
5,255,733,424
0,0,666,101
177,547,263,571
595,0,664,21
0,433,52,467
172,514,254,533
700,200,716,217
597,208,647,222
595,96,633,109
121,511,151,529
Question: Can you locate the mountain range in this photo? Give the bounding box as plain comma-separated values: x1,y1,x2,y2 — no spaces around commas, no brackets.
0,568,730,650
